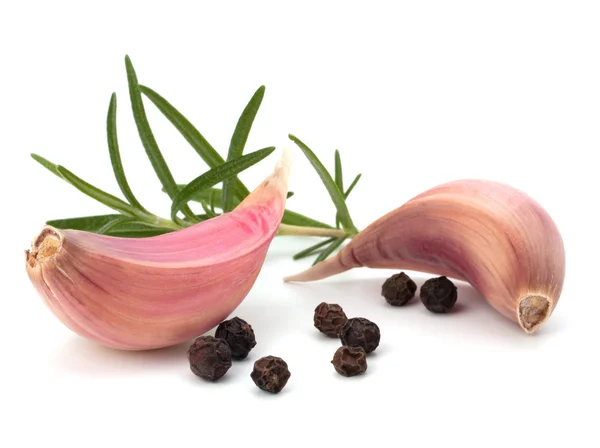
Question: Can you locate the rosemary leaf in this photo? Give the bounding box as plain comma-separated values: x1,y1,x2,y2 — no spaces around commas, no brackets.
125,56,195,221
334,150,343,192
335,149,344,229
97,217,135,235
289,135,359,235
209,188,218,213
46,214,122,231
344,173,362,199
171,147,275,221
56,166,139,217
312,236,347,265
293,238,335,260
171,186,223,208
105,225,172,238
222,86,265,212
201,200,217,218
107,93,147,212
170,186,293,209
32,154,139,217
281,210,333,229
31,154,62,178
334,150,343,228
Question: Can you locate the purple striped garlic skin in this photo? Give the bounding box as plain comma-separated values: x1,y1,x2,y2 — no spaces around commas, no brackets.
285,179,565,334
25,151,291,350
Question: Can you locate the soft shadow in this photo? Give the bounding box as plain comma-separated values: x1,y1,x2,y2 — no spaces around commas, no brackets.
50,337,191,377
182,369,237,386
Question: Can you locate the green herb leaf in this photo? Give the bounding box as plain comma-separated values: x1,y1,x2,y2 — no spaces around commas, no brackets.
293,238,335,260
222,86,265,212
289,135,358,235
312,236,347,265
171,147,275,220
46,214,122,231
287,191,294,199
138,84,251,202
201,200,217,218
170,186,222,208
209,188,218,213
281,210,333,229
334,150,343,192
334,150,344,228
31,154,62,178
125,56,195,221
105,223,173,238
56,166,139,217
32,154,140,217
107,93,147,212
97,217,136,235
344,173,362,199
47,215,178,237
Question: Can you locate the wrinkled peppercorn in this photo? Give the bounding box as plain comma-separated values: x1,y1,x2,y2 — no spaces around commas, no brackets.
250,356,291,394
313,302,348,337
215,316,257,359
420,276,458,313
381,272,417,306
332,346,367,377
339,317,380,354
187,336,232,381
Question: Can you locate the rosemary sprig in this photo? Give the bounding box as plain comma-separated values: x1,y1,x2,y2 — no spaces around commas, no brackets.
139,84,333,230
31,55,362,265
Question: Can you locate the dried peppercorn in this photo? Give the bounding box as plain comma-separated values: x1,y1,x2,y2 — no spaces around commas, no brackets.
313,302,348,337
250,356,291,394
420,276,458,313
332,346,367,377
381,272,417,306
215,316,257,359
187,336,232,381
339,317,380,354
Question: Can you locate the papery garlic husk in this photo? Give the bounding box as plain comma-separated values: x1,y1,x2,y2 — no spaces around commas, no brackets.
26,149,291,350
285,179,566,334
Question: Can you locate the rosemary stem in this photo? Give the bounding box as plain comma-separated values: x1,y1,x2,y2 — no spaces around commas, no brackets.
138,213,182,231
277,224,347,238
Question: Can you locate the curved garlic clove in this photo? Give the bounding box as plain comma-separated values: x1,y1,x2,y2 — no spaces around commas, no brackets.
284,179,565,334
25,149,291,350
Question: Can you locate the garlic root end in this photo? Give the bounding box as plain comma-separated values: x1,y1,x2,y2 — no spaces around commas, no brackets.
26,226,63,268
518,295,551,334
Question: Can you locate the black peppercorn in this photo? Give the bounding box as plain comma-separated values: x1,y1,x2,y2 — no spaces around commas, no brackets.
215,316,257,359
339,317,380,354
187,336,232,381
332,346,367,377
381,272,417,306
313,302,348,337
250,356,291,394
420,276,458,313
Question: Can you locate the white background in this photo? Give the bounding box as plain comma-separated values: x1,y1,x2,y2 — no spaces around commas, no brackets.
2,1,599,447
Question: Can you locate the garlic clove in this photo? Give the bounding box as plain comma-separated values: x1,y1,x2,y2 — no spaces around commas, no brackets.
284,179,565,334
26,148,291,350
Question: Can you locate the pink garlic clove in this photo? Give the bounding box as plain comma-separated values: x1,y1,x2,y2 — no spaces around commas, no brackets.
284,179,565,334
25,149,291,350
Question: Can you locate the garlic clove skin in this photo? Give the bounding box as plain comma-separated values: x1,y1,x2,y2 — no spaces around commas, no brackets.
284,179,565,334
26,149,291,350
